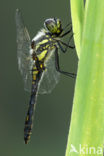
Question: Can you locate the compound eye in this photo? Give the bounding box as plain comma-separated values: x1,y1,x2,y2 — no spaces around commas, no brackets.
44,18,57,33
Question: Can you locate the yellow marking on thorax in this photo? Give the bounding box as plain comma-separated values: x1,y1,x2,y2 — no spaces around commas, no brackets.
46,44,49,48
44,46,55,62
46,35,49,38
39,39,49,45
42,44,49,50
49,38,52,41
37,50,48,61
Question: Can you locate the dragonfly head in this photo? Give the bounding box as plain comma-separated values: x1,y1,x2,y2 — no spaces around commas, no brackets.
44,18,63,35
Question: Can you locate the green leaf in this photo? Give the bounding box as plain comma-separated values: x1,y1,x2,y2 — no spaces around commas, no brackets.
70,0,84,58
65,0,104,155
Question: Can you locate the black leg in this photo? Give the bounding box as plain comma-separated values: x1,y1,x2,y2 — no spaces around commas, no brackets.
60,28,72,38
55,47,76,78
57,42,66,53
57,33,74,53
60,22,72,38
59,40,75,49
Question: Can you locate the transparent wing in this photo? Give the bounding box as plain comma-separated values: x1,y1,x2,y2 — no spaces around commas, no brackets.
38,50,60,94
16,9,33,92
16,9,60,94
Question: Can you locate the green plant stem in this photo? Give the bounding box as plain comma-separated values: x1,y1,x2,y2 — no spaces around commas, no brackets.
65,0,104,155
70,0,84,58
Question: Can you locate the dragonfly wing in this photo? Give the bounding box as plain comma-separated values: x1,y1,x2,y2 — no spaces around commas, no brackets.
16,9,32,92
38,50,60,94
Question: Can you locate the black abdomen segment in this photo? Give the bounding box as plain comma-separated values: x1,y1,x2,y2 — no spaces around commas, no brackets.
24,68,42,144
24,94,36,144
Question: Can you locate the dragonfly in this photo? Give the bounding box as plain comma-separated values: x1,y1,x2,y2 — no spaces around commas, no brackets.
15,9,76,144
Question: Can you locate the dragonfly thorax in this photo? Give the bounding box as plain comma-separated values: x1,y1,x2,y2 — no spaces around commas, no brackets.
31,29,57,61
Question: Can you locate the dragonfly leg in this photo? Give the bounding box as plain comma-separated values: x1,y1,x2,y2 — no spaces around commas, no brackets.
62,23,71,31
58,37,75,50
54,47,76,78
57,33,75,53
60,27,72,38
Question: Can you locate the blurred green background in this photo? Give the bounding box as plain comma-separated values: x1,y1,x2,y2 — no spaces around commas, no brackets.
0,0,78,155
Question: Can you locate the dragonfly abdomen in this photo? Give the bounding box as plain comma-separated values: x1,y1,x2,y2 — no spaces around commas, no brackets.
24,65,43,144
24,99,34,144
